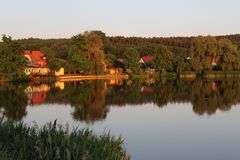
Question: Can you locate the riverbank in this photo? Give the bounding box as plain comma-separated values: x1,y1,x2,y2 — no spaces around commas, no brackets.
0,120,128,160
3,70,240,83
58,74,129,82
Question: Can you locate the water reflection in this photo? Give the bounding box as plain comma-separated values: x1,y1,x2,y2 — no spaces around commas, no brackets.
1,78,240,121
0,83,28,120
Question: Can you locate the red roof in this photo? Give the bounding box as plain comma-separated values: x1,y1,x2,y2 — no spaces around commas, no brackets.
24,50,48,67
141,56,156,64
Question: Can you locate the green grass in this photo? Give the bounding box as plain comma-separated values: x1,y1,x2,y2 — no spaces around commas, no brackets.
0,148,14,160
0,120,128,160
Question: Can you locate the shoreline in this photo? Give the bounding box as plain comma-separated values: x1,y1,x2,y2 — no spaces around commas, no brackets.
2,71,240,83
58,74,129,82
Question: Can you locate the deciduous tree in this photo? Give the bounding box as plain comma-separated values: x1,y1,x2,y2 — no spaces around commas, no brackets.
124,47,141,74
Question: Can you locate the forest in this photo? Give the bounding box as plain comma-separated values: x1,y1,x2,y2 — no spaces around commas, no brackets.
1,31,240,80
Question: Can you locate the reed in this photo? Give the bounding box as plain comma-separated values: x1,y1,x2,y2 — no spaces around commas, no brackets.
0,119,127,160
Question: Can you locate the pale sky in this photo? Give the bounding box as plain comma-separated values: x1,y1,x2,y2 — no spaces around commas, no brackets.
0,0,239,39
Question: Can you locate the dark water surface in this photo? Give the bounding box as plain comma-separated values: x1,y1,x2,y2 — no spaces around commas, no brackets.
0,79,240,160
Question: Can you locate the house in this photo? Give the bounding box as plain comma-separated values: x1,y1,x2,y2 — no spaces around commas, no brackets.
139,56,156,64
24,51,50,75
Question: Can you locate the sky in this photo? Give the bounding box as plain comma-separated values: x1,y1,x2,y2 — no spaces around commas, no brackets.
0,0,239,39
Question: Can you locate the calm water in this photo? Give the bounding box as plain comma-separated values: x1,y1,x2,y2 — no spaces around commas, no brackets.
1,79,240,160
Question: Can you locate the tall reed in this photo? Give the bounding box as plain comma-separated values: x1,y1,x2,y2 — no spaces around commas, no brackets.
0,119,127,160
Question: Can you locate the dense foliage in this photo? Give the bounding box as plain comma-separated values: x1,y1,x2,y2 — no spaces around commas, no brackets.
1,32,240,79
123,47,141,74
16,32,240,74
188,36,240,74
0,35,27,81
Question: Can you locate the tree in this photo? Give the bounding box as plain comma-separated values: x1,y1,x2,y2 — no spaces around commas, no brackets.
85,32,106,75
92,30,108,45
0,35,27,80
189,36,221,73
174,56,187,74
189,36,240,72
71,34,89,51
66,32,106,75
218,39,240,71
65,34,91,73
40,47,65,71
153,45,174,72
124,47,141,74
66,45,91,73
105,54,117,68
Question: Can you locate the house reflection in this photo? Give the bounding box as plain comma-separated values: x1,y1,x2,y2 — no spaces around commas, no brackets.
108,79,124,86
1,79,240,122
25,84,50,105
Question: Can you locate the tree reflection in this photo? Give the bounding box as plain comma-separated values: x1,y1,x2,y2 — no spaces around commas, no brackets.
46,81,109,122
1,79,240,122
106,79,240,116
0,83,28,121
189,79,240,115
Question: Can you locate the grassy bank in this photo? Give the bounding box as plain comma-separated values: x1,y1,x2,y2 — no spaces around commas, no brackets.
0,120,127,160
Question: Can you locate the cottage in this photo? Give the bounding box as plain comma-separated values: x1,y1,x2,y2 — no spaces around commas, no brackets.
24,51,50,75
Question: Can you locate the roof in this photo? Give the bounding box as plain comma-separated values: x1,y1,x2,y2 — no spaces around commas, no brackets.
24,50,48,67
140,56,156,64
25,50,45,57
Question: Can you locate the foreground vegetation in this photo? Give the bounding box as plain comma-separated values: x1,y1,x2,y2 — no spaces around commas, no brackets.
0,120,127,160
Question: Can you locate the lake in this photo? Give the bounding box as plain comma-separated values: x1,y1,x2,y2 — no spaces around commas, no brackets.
0,79,240,160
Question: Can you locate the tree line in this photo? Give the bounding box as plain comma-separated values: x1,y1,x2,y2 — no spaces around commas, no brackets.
1,31,240,79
